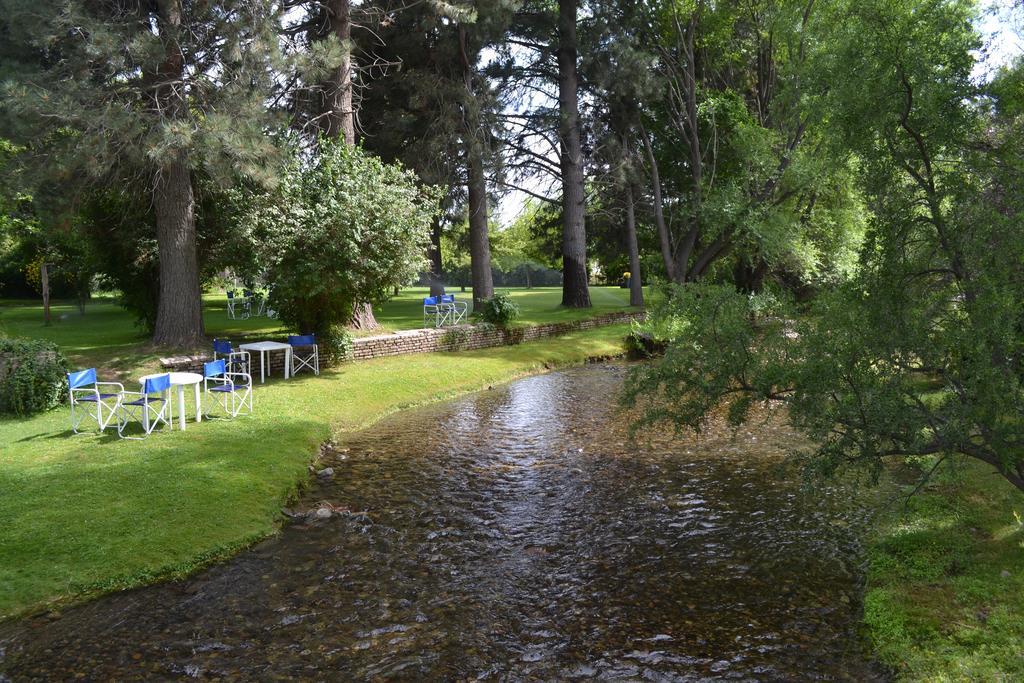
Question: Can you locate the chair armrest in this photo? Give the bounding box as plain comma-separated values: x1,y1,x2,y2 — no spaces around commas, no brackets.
118,390,143,400
225,372,252,385
95,381,125,392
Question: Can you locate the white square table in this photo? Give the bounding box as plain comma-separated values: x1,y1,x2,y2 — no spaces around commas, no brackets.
138,371,203,431
239,341,292,384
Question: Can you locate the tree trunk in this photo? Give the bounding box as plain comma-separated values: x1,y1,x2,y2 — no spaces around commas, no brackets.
734,256,768,294
319,0,355,144
350,301,379,330
460,25,494,312
640,125,678,283
427,214,443,279
40,262,50,326
467,148,494,311
557,0,591,308
624,184,644,307
152,153,205,347
151,0,204,348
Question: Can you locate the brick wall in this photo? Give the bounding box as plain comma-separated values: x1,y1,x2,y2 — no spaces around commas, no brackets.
160,310,644,373
351,310,644,360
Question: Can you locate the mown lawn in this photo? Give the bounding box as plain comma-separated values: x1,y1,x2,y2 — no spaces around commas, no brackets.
372,285,642,329
864,457,1024,680
0,323,632,619
0,286,641,375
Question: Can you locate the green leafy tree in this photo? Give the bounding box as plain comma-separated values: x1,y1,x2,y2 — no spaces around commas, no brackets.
229,140,440,346
355,0,512,309
1,0,286,347
625,0,1024,493
628,0,863,292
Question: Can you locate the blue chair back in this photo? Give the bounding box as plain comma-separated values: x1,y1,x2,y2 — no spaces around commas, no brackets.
227,290,236,299
424,296,439,305
244,289,254,298
288,334,316,347
213,338,233,355
142,374,171,395
204,359,227,378
441,294,455,303
68,368,97,389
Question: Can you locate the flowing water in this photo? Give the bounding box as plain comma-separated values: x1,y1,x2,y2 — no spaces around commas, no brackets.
0,364,886,681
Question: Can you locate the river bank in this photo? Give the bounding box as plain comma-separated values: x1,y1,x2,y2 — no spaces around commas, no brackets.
0,364,886,680
0,325,630,620
863,457,1024,679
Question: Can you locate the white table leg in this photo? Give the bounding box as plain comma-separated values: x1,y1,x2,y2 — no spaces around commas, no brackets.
194,382,201,423
261,350,267,383
285,348,291,379
178,385,187,431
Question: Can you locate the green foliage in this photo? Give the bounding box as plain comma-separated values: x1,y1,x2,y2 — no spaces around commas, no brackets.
229,139,440,337
441,325,471,351
864,458,1024,679
0,0,288,190
476,292,520,327
0,337,68,415
321,325,354,364
625,1,1024,497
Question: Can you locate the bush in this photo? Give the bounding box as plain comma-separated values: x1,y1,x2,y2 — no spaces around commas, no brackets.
321,324,354,364
476,293,520,327
230,139,441,338
0,338,69,416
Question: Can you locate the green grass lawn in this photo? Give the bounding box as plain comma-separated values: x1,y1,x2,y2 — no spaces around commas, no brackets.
372,285,642,330
864,458,1024,680
0,286,641,377
0,323,632,619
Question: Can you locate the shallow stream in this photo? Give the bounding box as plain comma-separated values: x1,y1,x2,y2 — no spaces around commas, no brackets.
0,363,885,680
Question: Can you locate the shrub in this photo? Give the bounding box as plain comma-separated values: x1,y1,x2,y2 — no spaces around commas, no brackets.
477,293,520,328
321,324,354,364
0,338,69,416
229,139,441,338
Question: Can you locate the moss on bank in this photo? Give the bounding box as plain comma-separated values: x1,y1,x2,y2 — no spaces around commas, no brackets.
864,457,1024,680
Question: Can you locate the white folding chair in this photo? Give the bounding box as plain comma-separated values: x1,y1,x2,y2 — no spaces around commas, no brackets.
67,368,123,434
441,295,468,325
213,339,251,376
117,374,172,439
423,296,452,328
202,360,253,418
288,334,319,376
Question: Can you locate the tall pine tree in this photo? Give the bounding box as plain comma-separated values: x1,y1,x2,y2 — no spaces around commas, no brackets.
1,0,286,347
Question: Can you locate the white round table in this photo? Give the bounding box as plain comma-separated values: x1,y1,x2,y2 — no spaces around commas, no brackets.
140,372,203,431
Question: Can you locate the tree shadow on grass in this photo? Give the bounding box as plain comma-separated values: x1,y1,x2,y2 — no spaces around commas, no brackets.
14,428,121,444
0,412,329,618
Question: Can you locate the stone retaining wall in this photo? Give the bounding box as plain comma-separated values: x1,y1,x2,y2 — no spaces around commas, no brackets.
352,310,643,360
160,310,644,373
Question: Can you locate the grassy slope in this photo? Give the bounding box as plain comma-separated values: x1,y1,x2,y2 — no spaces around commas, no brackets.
864,458,1024,680
0,324,631,619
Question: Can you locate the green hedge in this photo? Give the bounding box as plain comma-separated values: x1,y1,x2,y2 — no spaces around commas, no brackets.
0,338,69,416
